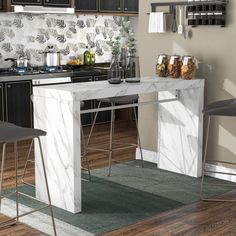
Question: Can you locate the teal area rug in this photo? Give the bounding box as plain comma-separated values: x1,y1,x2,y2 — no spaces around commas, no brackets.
4,161,235,235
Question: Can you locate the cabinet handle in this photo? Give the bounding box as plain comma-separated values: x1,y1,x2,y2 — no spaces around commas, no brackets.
89,78,93,81
45,0,49,2
117,7,121,10
124,7,127,10
37,0,40,2
7,85,11,88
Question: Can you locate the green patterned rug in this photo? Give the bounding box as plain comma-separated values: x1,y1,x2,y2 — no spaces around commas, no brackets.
3,161,235,235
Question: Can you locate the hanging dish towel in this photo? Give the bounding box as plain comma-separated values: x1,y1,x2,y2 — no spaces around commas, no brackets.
148,12,166,33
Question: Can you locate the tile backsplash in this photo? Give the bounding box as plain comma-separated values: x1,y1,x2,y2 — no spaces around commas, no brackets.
0,13,126,67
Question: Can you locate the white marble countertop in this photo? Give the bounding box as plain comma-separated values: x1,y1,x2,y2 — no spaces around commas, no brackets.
33,76,205,101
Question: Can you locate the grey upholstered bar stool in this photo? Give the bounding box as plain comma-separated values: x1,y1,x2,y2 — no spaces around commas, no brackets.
0,122,57,235
85,95,144,176
22,101,91,182
200,98,236,202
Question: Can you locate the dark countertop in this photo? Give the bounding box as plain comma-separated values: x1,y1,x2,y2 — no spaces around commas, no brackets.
0,65,109,83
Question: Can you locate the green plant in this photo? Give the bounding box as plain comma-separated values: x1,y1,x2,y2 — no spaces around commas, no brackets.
110,36,121,56
121,17,136,56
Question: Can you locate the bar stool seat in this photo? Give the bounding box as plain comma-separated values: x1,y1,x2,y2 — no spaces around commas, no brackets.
84,95,144,176
200,98,236,202
99,95,139,105
0,122,57,235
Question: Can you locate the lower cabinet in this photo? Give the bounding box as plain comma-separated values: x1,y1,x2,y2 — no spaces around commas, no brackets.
4,81,33,128
0,83,4,121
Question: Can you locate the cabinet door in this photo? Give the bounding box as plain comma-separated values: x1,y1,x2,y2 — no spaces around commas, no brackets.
75,0,98,11
72,76,93,126
43,0,70,7
11,0,42,5
5,81,33,128
0,0,3,10
0,83,4,121
94,75,111,124
123,0,138,13
99,0,121,12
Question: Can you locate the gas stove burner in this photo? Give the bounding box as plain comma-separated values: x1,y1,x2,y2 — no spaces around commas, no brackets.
41,66,64,73
15,67,30,74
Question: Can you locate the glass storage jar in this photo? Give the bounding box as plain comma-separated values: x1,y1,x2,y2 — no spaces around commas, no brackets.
156,54,169,77
168,55,182,78
181,55,195,80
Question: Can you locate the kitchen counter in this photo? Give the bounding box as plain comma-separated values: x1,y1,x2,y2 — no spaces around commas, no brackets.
0,67,108,82
33,76,205,213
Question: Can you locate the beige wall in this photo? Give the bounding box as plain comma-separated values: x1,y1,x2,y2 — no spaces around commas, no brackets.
138,0,236,164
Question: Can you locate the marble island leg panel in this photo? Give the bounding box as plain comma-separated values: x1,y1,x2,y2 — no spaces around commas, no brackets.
34,96,81,213
158,87,204,178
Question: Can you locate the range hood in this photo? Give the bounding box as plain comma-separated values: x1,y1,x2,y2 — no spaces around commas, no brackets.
13,5,75,14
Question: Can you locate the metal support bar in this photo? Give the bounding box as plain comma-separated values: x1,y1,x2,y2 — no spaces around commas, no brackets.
80,97,178,115
203,169,236,176
206,160,236,165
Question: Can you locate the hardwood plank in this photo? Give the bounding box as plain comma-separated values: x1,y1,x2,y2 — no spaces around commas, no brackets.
1,121,236,236
101,191,236,236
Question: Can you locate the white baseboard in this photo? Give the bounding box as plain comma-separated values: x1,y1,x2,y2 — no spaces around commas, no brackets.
205,163,236,183
136,148,158,165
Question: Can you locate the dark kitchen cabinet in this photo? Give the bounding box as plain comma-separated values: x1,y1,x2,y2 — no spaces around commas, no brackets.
5,81,33,128
99,0,121,12
11,0,71,7
43,0,70,7
11,0,42,5
0,0,3,10
75,0,98,12
94,75,111,124
0,83,4,121
123,0,138,13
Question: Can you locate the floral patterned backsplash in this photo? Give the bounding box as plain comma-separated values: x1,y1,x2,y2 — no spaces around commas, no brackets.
0,13,126,67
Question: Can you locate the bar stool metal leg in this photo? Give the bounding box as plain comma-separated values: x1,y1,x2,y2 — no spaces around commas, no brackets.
81,123,91,182
108,104,115,177
200,116,211,199
37,137,57,236
14,142,19,223
133,106,144,168
21,139,34,187
85,101,102,150
0,143,7,211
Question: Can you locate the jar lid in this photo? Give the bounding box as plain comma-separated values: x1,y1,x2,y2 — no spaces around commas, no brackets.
170,55,181,59
183,55,194,59
158,54,168,58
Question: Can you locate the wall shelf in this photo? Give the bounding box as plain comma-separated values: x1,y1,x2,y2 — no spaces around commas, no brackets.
149,0,228,27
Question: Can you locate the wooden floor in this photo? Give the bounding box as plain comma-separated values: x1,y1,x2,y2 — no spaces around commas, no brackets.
1,121,236,236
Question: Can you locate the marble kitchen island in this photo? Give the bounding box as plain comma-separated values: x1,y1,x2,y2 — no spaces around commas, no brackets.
33,77,205,213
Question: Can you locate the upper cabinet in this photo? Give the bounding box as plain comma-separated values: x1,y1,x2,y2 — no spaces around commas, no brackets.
75,0,98,12
11,0,42,5
43,0,71,7
0,0,3,10
11,0,71,7
99,0,121,12
75,0,138,14
123,0,138,13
